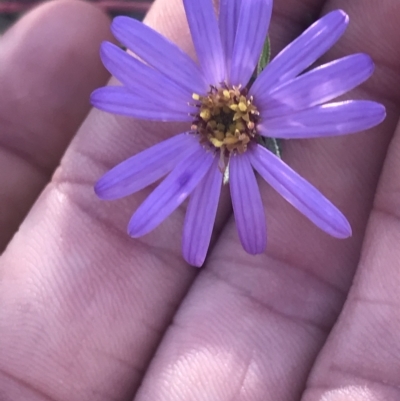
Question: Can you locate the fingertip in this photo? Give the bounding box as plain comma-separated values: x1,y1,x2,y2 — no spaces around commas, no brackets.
0,0,117,249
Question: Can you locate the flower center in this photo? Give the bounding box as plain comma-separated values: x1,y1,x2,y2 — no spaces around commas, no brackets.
191,85,260,154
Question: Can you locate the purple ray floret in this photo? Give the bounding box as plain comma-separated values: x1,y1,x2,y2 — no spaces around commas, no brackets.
91,0,386,267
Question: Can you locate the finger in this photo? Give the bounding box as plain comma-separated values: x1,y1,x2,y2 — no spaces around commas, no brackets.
131,1,400,400
0,0,331,400
0,1,222,400
0,0,113,251
302,96,400,401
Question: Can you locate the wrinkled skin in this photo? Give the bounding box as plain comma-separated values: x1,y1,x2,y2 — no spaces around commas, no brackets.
0,0,400,400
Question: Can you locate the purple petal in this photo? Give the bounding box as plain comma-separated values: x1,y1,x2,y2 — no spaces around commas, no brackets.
258,101,386,138
183,0,225,85
100,42,193,106
182,158,222,267
111,16,208,94
230,0,272,86
95,133,199,200
219,0,242,74
230,152,266,254
128,144,215,237
250,145,351,238
258,54,374,118
250,10,349,98
91,87,194,122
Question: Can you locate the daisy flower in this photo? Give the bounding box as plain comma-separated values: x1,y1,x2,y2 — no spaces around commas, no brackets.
92,0,386,267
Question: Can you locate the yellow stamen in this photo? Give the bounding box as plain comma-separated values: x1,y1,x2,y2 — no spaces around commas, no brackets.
214,130,225,141
209,137,224,148
242,113,250,122
191,85,259,155
238,102,247,112
223,90,231,99
200,109,211,121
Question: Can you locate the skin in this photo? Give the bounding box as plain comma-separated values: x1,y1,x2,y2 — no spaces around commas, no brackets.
0,0,400,400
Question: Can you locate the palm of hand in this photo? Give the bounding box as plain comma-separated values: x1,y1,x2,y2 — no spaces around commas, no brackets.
0,0,399,400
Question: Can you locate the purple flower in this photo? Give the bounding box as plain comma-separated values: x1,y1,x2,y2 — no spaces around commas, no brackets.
92,0,386,267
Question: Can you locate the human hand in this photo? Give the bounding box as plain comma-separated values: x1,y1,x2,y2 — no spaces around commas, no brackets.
0,0,400,400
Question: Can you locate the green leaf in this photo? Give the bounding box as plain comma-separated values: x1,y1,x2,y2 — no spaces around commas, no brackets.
267,138,282,159
257,36,271,76
258,136,283,159
255,36,282,159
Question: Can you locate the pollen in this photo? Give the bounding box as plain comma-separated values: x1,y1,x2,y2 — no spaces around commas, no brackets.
191,85,260,158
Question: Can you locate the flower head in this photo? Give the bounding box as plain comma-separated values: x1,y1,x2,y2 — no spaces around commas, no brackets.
92,0,386,267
